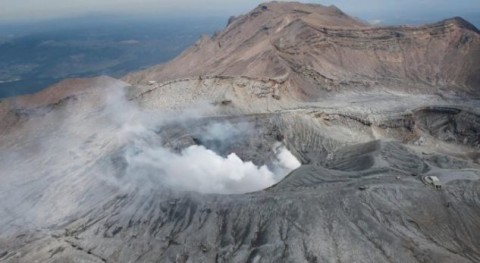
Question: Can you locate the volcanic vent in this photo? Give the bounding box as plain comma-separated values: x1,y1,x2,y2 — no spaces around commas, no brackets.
1,2,480,262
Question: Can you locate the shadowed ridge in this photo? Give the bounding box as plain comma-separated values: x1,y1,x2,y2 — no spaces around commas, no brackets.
441,16,480,33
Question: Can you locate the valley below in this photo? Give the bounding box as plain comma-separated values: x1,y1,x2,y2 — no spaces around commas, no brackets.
0,2,479,262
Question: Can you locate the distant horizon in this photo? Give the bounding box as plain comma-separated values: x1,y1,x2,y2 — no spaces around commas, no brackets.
0,11,478,32
1,1,479,28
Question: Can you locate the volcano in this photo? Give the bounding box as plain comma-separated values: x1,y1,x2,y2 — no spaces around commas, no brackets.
1,2,480,262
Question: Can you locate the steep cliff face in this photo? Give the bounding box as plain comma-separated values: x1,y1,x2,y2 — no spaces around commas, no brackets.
124,2,480,98
1,2,480,263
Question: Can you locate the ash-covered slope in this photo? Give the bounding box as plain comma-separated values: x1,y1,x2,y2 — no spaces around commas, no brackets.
1,2,480,263
124,1,480,98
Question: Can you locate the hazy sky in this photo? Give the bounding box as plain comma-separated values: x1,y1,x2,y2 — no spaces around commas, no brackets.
1,0,479,24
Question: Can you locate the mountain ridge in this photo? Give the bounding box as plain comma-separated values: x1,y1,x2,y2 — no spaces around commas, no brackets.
1,2,480,262
123,1,480,100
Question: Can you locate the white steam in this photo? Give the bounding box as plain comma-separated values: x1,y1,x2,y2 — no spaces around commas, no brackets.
119,121,301,194
101,87,302,194
0,84,303,234
273,142,302,171
126,144,276,194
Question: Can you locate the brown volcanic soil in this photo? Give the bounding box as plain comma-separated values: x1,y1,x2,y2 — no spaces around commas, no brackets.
124,2,480,99
1,2,480,263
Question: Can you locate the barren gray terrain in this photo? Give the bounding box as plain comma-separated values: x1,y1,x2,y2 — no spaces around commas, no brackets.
0,2,479,263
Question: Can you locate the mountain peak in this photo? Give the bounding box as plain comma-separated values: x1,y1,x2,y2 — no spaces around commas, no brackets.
3,2,480,262
124,1,480,98
246,1,367,28
443,16,480,33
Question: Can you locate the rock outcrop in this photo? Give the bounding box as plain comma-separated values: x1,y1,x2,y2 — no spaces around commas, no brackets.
124,2,480,98
1,2,480,263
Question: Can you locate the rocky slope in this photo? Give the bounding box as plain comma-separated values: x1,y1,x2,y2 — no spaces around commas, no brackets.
1,2,480,263
124,2,480,98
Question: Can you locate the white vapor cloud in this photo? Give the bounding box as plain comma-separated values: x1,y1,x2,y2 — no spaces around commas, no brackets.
119,118,300,194
126,144,276,194
100,86,301,194
274,143,301,171
0,83,302,234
